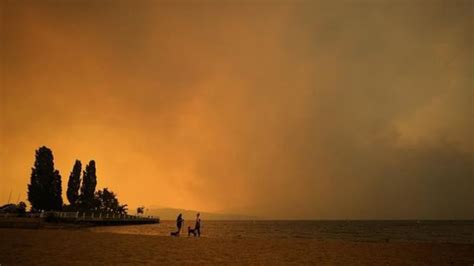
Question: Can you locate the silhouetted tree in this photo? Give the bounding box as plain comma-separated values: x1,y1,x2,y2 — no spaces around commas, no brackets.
118,204,128,215
95,188,127,214
27,146,63,211
67,160,82,206
80,160,97,209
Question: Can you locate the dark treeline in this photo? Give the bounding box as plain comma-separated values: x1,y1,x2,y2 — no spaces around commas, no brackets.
27,146,128,214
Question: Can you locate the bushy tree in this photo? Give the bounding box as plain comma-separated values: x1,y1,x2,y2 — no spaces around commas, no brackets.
95,188,127,214
27,146,63,211
67,160,82,206
80,160,97,209
117,204,128,215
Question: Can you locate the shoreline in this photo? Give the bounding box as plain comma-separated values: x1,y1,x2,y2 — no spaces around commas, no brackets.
1,228,473,265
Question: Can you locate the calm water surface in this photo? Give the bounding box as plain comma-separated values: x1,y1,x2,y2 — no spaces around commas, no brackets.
89,220,474,243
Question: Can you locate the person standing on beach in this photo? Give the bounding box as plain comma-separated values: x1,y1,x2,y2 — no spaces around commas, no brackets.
195,213,201,237
176,213,184,235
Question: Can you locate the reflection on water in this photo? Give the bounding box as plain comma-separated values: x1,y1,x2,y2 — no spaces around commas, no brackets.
89,220,474,243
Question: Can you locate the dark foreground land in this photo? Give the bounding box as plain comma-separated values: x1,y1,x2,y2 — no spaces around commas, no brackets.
1,229,473,265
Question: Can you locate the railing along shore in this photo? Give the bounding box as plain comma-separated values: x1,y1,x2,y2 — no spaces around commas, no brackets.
0,211,160,226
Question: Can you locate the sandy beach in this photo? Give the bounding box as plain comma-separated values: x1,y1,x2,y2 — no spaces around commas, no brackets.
1,228,473,265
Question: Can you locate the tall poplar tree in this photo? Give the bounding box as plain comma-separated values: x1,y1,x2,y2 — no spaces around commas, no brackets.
80,160,97,209
67,160,82,206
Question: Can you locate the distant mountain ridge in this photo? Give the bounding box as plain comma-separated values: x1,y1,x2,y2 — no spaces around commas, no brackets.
146,207,260,220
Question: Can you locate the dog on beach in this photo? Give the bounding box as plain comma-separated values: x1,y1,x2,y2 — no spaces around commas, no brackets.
170,231,180,237
188,226,197,237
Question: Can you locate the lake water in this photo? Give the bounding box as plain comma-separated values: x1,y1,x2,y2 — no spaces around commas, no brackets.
89,220,474,244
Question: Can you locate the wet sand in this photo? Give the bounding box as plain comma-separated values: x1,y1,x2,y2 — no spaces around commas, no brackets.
0,228,473,265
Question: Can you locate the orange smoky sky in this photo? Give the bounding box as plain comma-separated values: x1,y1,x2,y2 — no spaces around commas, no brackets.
0,0,472,219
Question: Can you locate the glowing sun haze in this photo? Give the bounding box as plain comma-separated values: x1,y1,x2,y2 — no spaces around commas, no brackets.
0,0,472,219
